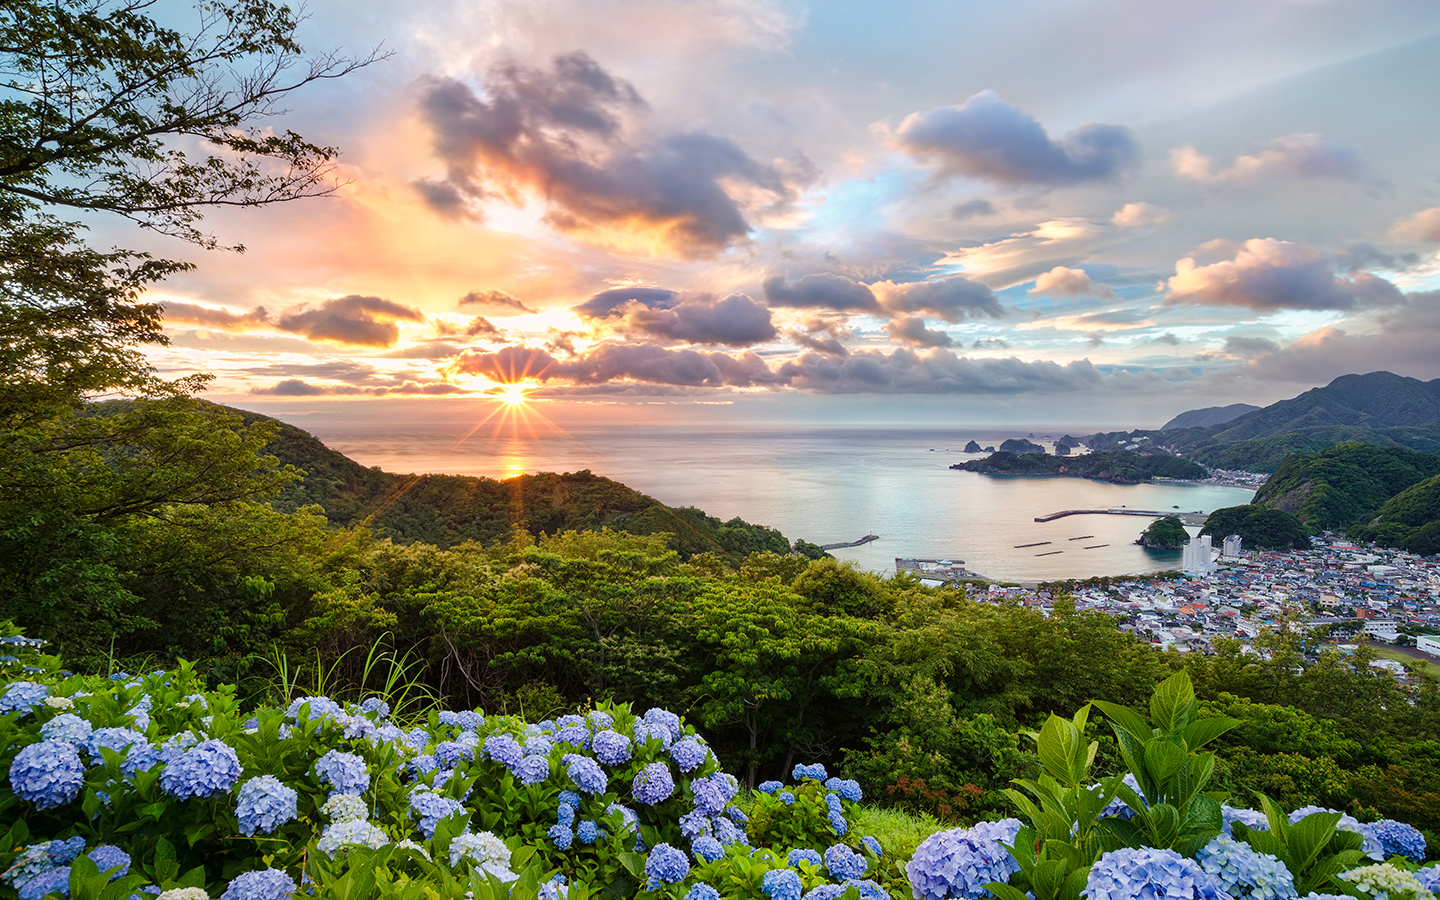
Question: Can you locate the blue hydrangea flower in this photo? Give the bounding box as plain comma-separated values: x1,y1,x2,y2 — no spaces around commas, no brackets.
41,714,92,746
763,867,803,900
844,879,888,900
516,754,550,786
86,727,146,763
825,844,867,880
692,777,726,814
792,763,828,781
1222,806,1271,837
482,734,522,768
687,884,721,900
1369,820,1426,863
726,805,749,824
803,887,845,900
558,789,582,809
1083,848,1231,900
0,682,47,715
555,724,590,748
907,823,1024,900
789,848,823,869
780,791,795,805
1416,866,1440,893
409,791,466,838
4,837,86,890
87,845,130,879
577,820,600,844
549,823,574,851
563,754,607,794
714,816,746,847
405,727,431,752
645,843,691,891
313,750,369,796
670,738,708,772
525,736,554,756
758,780,784,794
608,802,640,833
17,867,69,900
434,740,473,767
220,868,297,900
643,708,683,740
592,730,632,766
557,714,585,728
160,738,242,799
358,697,390,717
863,836,883,856
692,835,724,862
539,877,569,900
587,710,614,730
828,809,848,836
236,775,299,836
679,810,712,839
1197,836,1297,900
824,778,863,802
316,820,389,857
632,761,675,805
10,739,85,809
711,772,739,802
1288,807,1382,860
826,792,844,815
633,720,673,749
556,803,576,827
286,696,343,723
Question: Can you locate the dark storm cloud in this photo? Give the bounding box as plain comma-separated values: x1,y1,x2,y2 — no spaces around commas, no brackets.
886,316,954,347
275,295,426,348
459,289,538,315
413,53,799,257
896,90,1139,186
872,276,1005,322
763,274,880,312
951,199,996,219
1166,239,1404,311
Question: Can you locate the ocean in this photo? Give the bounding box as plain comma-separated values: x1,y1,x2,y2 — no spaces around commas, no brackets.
290,421,1255,582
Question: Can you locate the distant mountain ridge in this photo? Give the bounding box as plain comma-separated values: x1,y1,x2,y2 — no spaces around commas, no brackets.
1160,403,1260,431
226,406,796,560
1089,371,1440,472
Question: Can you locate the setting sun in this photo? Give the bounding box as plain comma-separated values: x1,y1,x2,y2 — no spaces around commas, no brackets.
497,383,530,407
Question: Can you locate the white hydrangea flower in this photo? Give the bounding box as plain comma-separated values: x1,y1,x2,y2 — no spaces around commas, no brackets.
44,696,74,710
1341,863,1436,900
321,793,369,823
156,889,211,900
449,831,512,869
316,820,389,857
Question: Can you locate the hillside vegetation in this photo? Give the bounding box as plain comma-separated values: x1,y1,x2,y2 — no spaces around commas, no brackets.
1090,372,1440,472
952,449,1206,483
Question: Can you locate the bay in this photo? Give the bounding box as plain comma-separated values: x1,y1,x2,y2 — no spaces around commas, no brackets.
293,421,1254,582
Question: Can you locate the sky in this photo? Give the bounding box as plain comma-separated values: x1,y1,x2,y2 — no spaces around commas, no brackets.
132,0,1440,429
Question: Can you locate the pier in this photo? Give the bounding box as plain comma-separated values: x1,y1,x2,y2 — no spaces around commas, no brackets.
820,533,879,550
1035,508,1210,526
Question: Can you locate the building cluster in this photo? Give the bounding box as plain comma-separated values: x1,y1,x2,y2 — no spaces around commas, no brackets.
971,535,1440,672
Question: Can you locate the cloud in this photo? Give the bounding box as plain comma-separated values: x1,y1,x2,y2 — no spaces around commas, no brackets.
894,90,1138,186
162,302,271,330
1148,333,1181,346
870,275,1005,322
787,317,853,356
571,286,680,318
935,218,1108,287
250,379,471,396
951,199,995,219
776,348,1109,394
275,295,426,347
1111,202,1169,229
972,337,1010,349
459,289,538,315
414,53,800,257
1196,335,1282,361
1171,133,1367,184
580,291,778,346
1029,265,1112,298
1390,207,1440,242
886,316,953,347
452,342,781,387
1233,298,1440,384
1165,238,1403,311
763,273,880,312
465,316,503,338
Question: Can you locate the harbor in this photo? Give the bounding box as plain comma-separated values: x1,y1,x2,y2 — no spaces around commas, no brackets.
1034,508,1210,527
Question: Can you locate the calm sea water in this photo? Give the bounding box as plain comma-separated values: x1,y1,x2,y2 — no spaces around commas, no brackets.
293,422,1254,582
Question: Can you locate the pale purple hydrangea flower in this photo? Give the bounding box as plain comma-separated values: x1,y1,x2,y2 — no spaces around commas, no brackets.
907,821,1024,900
1196,835,1297,900
825,844,867,880
670,738,708,772
645,843,691,891
591,730,631,766
643,708,683,741
516,754,550,785
220,868,297,900
692,777,726,814
1083,847,1232,900
763,867,803,900
409,791,466,839
692,835,724,862
161,739,242,799
564,754,607,794
285,696,343,723
313,750,369,796
483,734,522,768
236,775,299,836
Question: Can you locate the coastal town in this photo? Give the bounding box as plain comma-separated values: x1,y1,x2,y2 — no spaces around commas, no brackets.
927,533,1440,677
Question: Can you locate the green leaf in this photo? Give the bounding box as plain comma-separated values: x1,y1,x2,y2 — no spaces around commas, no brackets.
1148,671,1197,734
1092,699,1151,742
1181,716,1239,751
153,836,179,885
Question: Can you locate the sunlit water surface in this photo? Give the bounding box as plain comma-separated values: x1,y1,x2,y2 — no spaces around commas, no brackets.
296,422,1253,582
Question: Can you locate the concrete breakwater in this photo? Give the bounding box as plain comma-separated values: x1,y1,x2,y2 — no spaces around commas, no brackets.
820,533,879,550
1035,508,1209,526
